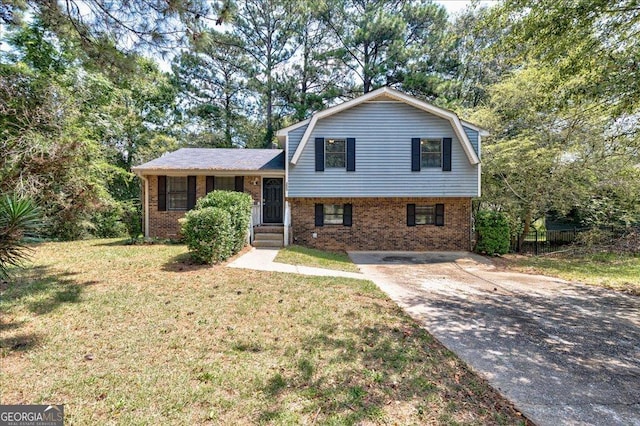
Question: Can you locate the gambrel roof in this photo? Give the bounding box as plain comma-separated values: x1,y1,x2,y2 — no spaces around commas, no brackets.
276,87,487,165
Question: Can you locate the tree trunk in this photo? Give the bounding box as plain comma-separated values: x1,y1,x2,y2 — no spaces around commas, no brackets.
363,44,371,93
224,93,232,147
265,84,273,147
518,210,532,253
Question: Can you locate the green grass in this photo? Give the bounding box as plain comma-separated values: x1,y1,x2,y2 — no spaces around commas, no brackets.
0,239,529,425
508,252,640,295
274,245,361,273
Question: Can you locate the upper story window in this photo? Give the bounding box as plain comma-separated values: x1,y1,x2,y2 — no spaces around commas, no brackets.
421,139,442,168
326,138,346,168
167,176,188,211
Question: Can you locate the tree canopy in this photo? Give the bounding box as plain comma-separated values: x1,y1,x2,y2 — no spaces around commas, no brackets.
1,0,638,241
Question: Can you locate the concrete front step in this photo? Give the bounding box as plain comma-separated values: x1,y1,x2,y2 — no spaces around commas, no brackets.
254,232,283,241
253,239,283,248
254,225,284,234
252,224,284,248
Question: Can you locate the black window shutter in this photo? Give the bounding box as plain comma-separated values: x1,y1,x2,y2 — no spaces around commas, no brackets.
343,203,352,226
435,203,445,226
443,138,452,171
407,204,416,226
206,176,215,194
187,176,197,209
346,138,356,171
157,176,167,211
411,138,421,171
314,204,324,227
315,137,325,171
235,176,244,192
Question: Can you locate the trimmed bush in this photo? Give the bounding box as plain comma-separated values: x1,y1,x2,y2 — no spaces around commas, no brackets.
475,210,510,255
196,191,253,253
181,207,233,264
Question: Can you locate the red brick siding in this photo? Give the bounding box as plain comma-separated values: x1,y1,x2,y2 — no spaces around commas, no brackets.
288,197,472,251
243,177,262,202
145,175,262,239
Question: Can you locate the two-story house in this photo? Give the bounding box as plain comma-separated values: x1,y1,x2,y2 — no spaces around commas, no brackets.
132,87,487,251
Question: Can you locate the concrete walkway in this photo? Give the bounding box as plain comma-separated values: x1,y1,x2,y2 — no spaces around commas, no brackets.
349,251,640,426
227,247,365,280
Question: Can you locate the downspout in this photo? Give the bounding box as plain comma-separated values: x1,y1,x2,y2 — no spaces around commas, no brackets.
284,134,290,246
138,174,149,238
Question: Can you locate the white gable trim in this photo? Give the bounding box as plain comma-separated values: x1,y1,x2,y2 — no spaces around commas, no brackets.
276,118,311,136
289,87,481,165
460,119,490,137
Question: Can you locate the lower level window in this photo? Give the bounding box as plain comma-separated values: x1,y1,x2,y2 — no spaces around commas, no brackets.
416,205,436,225
324,204,344,224
167,177,187,211
407,203,444,226
315,203,353,227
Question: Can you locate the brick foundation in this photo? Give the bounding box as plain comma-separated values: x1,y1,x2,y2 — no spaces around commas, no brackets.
144,175,264,239
289,197,472,251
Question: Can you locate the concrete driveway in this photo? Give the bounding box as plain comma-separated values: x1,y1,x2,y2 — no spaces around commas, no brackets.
348,251,640,426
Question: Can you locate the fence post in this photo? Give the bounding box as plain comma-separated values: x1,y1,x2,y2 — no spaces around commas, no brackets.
534,229,539,256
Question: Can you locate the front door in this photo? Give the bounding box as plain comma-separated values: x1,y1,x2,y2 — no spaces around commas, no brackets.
262,178,283,223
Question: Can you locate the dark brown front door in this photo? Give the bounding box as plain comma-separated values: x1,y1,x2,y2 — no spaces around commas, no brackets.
263,178,283,223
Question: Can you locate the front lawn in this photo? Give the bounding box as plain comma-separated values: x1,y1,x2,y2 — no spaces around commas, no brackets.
274,245,361,273
506,252,640,295
1,240,528,424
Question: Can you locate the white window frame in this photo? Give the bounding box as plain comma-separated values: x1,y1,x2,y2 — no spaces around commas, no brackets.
325,138,346,168
167,176,188,211
323,204,344,225
421,138,442,168
415,205,436,225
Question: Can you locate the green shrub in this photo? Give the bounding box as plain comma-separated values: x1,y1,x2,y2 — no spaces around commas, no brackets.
475,210,511,255
196,191,252,252
120,200,142,242
90,202,127,238
0,194,41,279
181,207,233,264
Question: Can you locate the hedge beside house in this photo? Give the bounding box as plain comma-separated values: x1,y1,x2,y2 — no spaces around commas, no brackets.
475,210,510,255
181,190,252,264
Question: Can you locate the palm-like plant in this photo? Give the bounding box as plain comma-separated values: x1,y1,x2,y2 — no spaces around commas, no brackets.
0,195,41,280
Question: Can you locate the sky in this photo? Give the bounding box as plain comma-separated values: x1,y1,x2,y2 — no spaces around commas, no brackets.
435,0,497,17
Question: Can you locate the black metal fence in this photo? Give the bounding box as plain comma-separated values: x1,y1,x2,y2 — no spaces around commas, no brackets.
512,228,586,255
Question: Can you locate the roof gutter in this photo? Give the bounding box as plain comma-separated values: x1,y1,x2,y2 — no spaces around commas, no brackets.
130,169,285,176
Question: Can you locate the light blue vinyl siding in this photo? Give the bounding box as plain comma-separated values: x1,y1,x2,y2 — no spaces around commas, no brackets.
287,125,308,162
288,102,479,197
463,125,480,157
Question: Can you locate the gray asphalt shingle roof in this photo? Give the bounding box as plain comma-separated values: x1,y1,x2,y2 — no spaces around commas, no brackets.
132,148,285,172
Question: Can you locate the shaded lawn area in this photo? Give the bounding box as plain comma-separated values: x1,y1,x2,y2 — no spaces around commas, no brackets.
274,245,361,273
504,252,640,296
1,240,528,425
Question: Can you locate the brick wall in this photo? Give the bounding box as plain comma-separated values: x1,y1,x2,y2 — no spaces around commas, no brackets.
243,177,262,202
288,197,472,251
145,175,262,239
